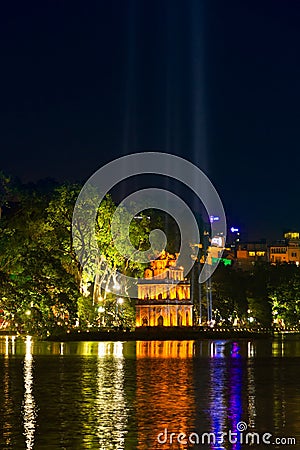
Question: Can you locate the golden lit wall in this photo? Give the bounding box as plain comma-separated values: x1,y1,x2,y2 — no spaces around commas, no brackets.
138,283,190,300
136,304,193,327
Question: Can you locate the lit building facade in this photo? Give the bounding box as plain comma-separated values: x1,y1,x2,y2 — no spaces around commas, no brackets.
268,243,288,264
136,252,192,327
235,241,268,270
269,232,300,265
234,232,300,268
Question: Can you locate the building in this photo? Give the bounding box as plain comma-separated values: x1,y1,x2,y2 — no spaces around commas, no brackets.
136,251,192,327
234,232,300,268
268,242,288,264
235,241,268,270
269,232,300,265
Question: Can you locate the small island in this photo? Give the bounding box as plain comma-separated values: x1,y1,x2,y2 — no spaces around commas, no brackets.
1,175,300,340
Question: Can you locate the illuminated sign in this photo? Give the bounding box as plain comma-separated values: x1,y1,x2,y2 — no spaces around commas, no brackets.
230,227,239,233
210,215,220,223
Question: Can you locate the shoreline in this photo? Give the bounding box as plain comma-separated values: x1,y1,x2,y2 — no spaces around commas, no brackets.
46,327,282,342
2,327,299,342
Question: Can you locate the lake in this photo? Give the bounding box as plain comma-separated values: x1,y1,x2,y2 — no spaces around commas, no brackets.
0,336,300,449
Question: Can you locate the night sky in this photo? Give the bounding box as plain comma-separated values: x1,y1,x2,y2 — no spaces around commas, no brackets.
1,0,300,240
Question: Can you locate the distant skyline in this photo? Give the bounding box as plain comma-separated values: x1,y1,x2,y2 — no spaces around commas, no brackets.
1,0,300,240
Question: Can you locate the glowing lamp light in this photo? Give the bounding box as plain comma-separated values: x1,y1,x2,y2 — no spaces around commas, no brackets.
117,298,124,305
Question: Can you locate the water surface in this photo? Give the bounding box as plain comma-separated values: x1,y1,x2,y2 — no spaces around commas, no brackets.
0,336,300,449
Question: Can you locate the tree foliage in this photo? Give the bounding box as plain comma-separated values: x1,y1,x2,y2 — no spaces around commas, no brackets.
0,176,153,334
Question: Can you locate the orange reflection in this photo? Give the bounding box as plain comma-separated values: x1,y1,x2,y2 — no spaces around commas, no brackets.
136,340,194,359
136,341,195,449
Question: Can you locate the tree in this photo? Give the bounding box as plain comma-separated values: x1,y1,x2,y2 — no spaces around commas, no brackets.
0,182,80,335
210,264,248,325
0,171,13,219
245,263,272,327
93,195,151,297
268,264,300,327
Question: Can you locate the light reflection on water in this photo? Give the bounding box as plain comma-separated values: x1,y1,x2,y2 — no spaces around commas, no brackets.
204,341,244,450
94,342,128,450
3,346,13,447
0,336,300,449
136,342,196,449
22,336,36,450
209,347,227,450
247,362,256,429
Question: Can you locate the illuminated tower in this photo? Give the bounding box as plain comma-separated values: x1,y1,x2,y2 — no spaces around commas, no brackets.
136,251,192,327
